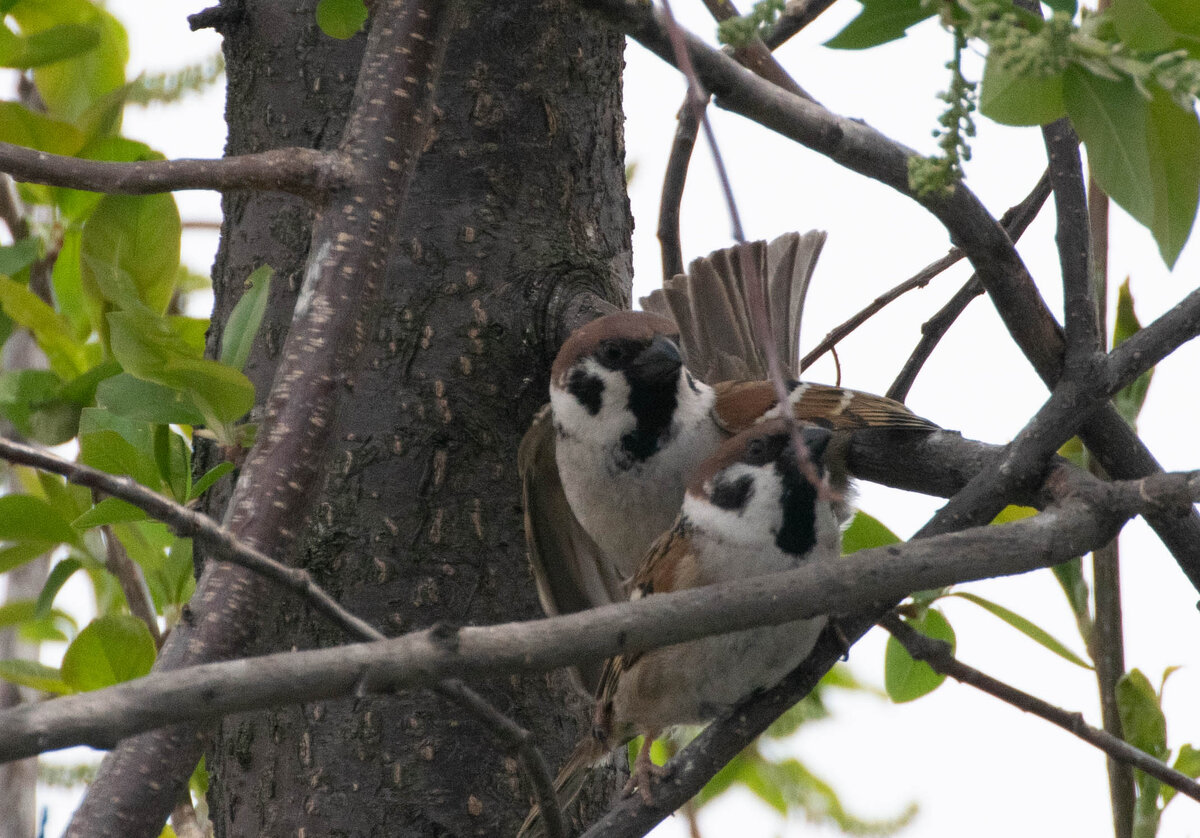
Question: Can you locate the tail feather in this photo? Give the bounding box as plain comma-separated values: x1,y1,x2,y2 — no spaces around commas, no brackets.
518,735,608,838
641,230,826,385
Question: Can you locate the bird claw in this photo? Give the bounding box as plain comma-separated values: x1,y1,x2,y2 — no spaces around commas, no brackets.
623,746,668,804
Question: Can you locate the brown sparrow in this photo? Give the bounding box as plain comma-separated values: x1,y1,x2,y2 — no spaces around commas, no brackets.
521,233,937,623
520,420,841,834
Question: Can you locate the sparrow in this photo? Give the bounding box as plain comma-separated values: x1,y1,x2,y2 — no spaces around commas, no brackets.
520,421,842,834
522,235,938,606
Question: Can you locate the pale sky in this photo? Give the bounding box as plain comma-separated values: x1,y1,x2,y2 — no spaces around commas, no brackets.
31,1,1200,835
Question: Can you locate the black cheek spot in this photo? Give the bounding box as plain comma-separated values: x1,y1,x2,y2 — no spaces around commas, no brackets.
567,369,604,415
710,474,754,511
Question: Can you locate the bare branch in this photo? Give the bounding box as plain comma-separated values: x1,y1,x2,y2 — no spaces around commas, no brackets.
3,467,1197,765
0,143,349,200
881,613,1200,805
1043,118,1101,370
1107,285,1200,390
658,103,700,281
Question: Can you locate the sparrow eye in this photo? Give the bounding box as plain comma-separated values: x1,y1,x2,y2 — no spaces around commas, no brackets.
598,340,629,366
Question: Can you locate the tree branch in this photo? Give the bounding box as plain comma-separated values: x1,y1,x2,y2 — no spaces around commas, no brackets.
880,614,1200,805
1042,118,1101,371
0,143,349,200
3,467,1197,765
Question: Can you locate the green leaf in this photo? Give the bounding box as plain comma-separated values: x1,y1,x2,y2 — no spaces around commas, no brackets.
0,659,72,694
1145,89,1200,267
0,101,85,155
111,520,173,574
52,227,88,336
1116,669,1169,760
61,614,156,691
10,0,127,124
0,277,91,377
1149,0,1200,38
1051,556,1091,623
95,373,205,426
36,470,90,523
80,193,181,317
1064,67,1200,267
990,504,1038,524
0,494,82,547
316,0,368,39
1106,0,1181,51
0,369,60,439
1065,68,1153,230
885,609,954,702
35,557,84,619
0,542,51,574
155,424,191,503
841,510,901,554
949,592,1092,668
0,22,100,68
1164,744,1200,805
107,309,255,424
189,461,234,500
72,496,147,529
824,0,934,49
145,536,194,610
0,237,41,276
979,59,1065,126
0,599,39,628
220,266,272,371
1112,280,1154,425
79,428,161,490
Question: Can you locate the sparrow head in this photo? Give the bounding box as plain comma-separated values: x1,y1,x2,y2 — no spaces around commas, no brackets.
550,312,700,463
684,419,835,558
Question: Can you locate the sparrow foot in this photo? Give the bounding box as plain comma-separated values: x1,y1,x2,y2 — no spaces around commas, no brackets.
624,736,668,804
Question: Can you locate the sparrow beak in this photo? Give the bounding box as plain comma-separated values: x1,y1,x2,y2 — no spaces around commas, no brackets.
628,335,682,384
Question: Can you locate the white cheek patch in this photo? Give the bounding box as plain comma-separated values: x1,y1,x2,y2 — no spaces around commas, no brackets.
550,360,635,446
684,463,784,549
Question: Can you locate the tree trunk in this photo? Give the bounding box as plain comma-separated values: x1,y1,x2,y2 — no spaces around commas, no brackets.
202,1,631,834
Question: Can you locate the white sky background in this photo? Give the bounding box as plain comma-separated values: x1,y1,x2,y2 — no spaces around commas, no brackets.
29,0,1200,835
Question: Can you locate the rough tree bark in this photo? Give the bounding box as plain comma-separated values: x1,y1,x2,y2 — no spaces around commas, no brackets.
198,0,632,834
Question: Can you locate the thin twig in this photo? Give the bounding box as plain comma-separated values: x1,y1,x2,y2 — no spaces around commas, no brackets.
101,525,163,648
1084,66,1134,829
763,0,841,51
886,169,1053,399
657,103,700,282
0,435,566,838
881,613,1200,805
